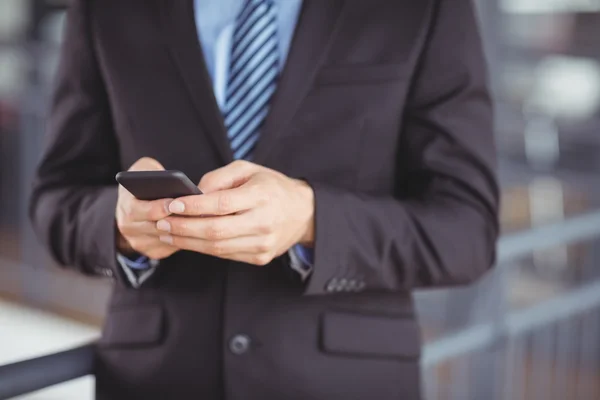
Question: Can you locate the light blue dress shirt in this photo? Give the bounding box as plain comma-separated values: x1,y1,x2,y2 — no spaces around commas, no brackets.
195,0,303,109
119,0,311,287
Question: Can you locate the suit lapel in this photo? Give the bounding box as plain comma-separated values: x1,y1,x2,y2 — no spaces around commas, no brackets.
157,0,345,165
253,0,346,164
158,0,233,164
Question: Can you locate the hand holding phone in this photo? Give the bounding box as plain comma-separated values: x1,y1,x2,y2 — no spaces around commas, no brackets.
114,158,199,259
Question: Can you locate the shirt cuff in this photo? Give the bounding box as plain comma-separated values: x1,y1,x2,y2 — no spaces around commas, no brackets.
288,244,313,281
117,254,154,269
116,253,159,288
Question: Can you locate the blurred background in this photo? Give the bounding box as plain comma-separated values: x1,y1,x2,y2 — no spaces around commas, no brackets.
1,0,599,398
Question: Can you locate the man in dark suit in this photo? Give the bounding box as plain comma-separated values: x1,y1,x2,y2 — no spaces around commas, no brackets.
29,0,499,398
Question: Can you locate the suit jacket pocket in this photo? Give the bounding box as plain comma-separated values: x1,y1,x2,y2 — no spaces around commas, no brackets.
99,304,165,348
320,311,421,360
315,63,409,86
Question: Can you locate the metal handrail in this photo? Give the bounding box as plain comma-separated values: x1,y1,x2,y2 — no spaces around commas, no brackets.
0,344,95,400
422,279,600,367
422,210,600,367
497,211,600,264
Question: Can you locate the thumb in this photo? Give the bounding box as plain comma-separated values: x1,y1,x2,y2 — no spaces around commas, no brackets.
199,160,261,193
128,157,165,172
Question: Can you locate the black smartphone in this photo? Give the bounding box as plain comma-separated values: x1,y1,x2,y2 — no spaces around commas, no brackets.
115,170,202,201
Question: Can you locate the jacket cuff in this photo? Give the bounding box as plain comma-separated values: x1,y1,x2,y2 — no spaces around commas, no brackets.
117,253,155,270
302,182,367,295
86,187,122,281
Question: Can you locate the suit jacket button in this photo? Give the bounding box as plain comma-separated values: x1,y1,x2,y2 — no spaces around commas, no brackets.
230,334,251,355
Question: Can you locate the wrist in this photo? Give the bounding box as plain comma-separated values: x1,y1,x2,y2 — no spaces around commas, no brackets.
294,179,315,247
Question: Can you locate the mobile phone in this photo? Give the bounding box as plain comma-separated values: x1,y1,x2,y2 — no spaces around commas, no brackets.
115,170,202,201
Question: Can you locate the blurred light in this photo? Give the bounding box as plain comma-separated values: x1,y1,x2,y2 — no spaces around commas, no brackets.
503,0,600,13
0,0,29,41
523,114,560,169
503,13,575,52
529,177,565,226
527,56,600,120
0,50,27,99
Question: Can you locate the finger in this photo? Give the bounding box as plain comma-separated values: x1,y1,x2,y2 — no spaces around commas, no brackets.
158,234,275,259
122,197,172,222
128,157,165,172
127,235,178,255
118,220,163,237
157,212,267,240
168,185,267,216
199,160,262,193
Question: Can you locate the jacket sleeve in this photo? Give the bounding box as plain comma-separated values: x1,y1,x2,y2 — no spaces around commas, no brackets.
304,0,500,295
29,0,123,280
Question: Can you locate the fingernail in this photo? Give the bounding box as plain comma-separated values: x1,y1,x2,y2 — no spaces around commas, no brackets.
163,199,173,214
169,200,185,213
156,220,171,232
159,235,173,244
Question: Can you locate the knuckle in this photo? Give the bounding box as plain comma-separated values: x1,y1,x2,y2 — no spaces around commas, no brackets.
217,194,232,214
171,219,187,235
249,183,271,206
206,223,225,240
258,191,271,206
255,241,271,254
189,200,203,215
257,221,273,234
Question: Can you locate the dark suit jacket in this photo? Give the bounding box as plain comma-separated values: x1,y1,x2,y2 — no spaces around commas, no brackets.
29,0,499,399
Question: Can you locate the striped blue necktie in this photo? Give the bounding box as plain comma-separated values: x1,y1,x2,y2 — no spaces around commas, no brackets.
225,0,279,160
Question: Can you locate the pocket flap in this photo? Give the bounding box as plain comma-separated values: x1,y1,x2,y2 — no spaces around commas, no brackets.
320,312,420,360
100,304,164,348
